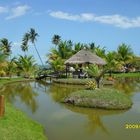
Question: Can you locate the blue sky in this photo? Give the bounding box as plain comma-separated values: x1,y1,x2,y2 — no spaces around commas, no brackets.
0,0,140,64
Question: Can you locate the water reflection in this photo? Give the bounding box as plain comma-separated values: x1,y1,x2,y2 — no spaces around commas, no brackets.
48,83,84,102
114,78,140,94
0,83,38,113
1,78,140,140
63,104,126,135
45,83,127,135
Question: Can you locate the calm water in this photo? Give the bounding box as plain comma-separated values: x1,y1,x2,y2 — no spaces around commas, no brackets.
1,78,140,140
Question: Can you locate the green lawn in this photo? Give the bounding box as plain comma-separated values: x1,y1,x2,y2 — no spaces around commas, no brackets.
0,102,47,140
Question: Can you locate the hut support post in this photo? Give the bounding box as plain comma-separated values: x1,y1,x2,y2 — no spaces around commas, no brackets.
0,95,5,117
66,65,68,78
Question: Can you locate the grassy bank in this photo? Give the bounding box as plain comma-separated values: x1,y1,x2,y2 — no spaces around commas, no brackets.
0,77,34,85
0,102,47,140
63,88,132,110
53,78,114,85
105,72,140,78
0,77,47,140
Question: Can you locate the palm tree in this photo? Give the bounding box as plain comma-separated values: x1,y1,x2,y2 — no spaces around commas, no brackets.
52,34,61,46
89,42,96,52
0,38,12,55
117,43,134,72
15,55,37,78
86,64,105,88
0,51,8,76
29,28,44,66
21,33,30,53
95,46,106,58
49,57,65,71
105,51,118,77
6,57,17,78
73,43,83,54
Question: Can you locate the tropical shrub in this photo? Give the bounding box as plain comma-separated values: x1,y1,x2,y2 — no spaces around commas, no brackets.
85,81,96,90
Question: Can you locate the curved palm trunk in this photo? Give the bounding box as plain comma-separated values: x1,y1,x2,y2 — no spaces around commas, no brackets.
34,43,44,66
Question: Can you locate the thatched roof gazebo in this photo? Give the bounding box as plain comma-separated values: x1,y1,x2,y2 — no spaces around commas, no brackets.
64,48,106,78
65,48,106,65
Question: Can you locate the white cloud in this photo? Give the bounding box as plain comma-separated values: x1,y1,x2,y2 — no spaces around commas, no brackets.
6,5,30,20
0,6,8,13
49,11,140,29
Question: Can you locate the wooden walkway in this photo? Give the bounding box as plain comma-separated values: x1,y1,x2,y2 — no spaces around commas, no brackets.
36,70,65,81
36,74,58,80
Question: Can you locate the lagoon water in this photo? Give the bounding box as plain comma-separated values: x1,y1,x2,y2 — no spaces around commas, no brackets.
1,78,140,140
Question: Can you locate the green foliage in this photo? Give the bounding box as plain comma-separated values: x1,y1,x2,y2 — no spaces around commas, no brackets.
5,57,17,77
52,34,61,46
0,38,12,55
15,55,37,78
49,57,65,71
95,46,106,58
117,43,134,65
85,64,104,88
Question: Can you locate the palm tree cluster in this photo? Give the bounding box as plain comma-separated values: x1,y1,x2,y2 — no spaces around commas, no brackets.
48,35,138,73
0,28,39,78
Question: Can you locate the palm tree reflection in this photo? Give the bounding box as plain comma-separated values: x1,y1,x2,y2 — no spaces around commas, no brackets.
0,82,38,113
63,104,126,135
48,83,126,135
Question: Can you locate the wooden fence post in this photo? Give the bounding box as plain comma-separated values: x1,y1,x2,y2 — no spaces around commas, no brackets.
0,95,5,117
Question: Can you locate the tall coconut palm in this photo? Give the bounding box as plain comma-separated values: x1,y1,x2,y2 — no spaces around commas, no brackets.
29,28,44,66
0,38,12,55
52,34,61,46
21,33,30,53
57,41,73,59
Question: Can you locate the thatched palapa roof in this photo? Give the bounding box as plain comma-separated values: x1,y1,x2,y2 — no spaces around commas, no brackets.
65,49,106,65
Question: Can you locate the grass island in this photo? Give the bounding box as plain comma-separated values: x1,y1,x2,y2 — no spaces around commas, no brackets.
63,88,132,110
